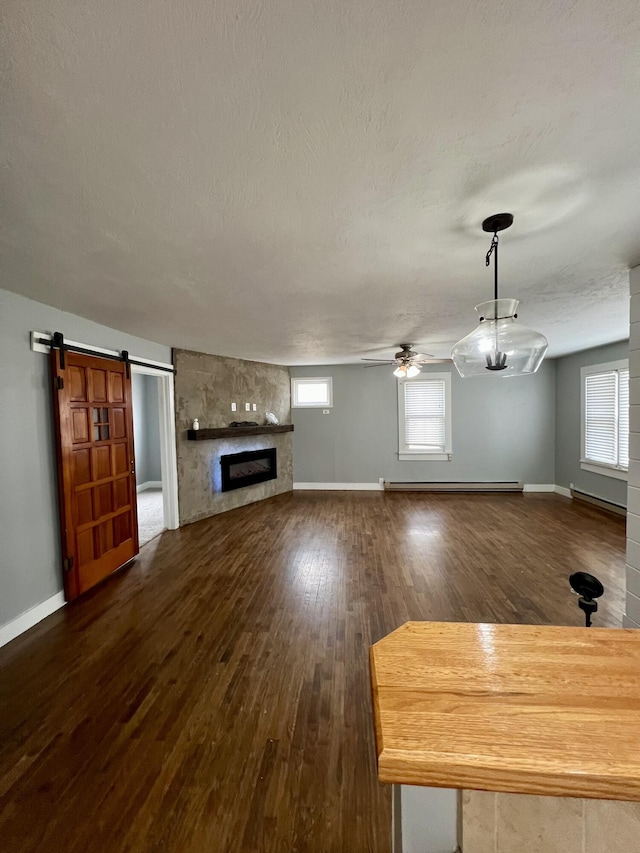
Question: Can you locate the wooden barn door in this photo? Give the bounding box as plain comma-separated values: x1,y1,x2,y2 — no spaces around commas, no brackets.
51,349,139,600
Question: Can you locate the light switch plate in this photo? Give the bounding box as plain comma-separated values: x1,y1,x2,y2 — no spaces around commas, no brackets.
245,403,250,411
231,402,237,412
252,403,257,411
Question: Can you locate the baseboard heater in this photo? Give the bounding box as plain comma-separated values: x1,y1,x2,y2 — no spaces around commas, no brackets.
384,481,523,493
570,487,626,517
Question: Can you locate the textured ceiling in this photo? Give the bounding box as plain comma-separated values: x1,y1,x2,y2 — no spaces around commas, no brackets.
1,1,639,364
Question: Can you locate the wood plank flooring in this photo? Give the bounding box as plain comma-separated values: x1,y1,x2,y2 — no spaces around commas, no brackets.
0,492,626,852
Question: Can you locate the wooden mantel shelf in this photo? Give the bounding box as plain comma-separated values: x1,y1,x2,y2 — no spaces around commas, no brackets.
370,621,640,801
187,424,294,440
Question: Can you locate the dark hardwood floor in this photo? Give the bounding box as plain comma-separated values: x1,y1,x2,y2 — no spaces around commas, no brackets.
0,492,626,852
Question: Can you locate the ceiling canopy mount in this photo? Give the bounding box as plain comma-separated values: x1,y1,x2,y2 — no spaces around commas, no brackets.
481,212,514,234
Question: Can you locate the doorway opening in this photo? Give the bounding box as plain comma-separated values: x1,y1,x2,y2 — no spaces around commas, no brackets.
131,365,179,544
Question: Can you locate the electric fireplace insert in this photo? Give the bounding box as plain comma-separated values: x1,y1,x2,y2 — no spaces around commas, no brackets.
220,448,277,492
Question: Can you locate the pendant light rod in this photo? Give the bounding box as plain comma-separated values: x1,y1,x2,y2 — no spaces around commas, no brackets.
486,232,499,300
482,212,513,304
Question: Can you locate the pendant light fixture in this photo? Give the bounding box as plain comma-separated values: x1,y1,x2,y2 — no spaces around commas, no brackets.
451,214,548,378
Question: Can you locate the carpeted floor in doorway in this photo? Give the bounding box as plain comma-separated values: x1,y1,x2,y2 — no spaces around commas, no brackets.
137,487,165,546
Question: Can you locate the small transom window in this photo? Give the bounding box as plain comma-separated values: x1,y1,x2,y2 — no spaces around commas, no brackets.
291,377,333,408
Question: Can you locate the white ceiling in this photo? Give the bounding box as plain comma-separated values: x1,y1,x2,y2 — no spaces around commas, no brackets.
1,1,639,364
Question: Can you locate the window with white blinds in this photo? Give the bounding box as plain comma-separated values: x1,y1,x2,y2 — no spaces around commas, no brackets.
582,361,629,474
397,374,452,460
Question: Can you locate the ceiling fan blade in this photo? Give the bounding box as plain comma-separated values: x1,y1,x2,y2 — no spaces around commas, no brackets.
363,362,394,368
415,358,454,364
410,352,434,360
361,358,394,363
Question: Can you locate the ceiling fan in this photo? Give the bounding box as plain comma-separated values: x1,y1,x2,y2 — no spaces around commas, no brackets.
361,344,453,378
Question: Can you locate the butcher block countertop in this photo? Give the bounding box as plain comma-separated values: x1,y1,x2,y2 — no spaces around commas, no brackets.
370,621,640,801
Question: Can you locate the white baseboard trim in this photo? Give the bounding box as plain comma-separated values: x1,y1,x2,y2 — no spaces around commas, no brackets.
623,614,640,629
554,485,572,498
293,482,384,491
524,484,575,497
137,480,162,493
0,591,66,649
294,482,575,496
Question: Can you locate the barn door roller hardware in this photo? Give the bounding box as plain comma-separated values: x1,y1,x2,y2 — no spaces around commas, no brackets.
52,331,66,369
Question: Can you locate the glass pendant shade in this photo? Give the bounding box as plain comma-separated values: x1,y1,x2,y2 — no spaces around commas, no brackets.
406,364,421,378
393,365,407,378
451,298,548,378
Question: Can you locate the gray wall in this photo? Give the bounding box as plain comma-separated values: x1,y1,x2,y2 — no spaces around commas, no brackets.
0,289,171,628
555,340,629,507
132,373,162,485
145,377,162,481
174,349,292,524
626,265,640,628
290,361,556,484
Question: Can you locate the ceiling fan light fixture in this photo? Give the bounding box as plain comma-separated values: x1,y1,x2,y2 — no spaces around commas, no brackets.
451,214,548,379
361,343,452,373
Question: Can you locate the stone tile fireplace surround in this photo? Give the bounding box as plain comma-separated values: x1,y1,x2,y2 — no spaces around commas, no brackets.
174,348,292,524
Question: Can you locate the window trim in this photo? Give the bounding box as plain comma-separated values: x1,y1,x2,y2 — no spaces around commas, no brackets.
291,376,333,408
580,359,628,480
397,373,452,461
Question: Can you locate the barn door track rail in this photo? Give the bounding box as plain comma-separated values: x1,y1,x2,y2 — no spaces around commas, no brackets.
31,331,175,374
